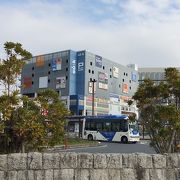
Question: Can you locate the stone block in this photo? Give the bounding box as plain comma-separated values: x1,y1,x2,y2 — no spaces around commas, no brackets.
0,171,6,180
166,169,176,180
90,169,109,180
136,168,150,180
120,168,137,180
122,154,137,168
175,168,180,180
149,169,166,180
60,169,74,180
167,153,180,168
60,153,77,168
0,155,7,171
17,171,27,180
75,169,90,180
94,154,107,168
106,154,122,169
137,154,152,168
77,153,93,168
152,154,166,168
34,170,44,180
27,170,34,180
27,152,42,170
44,170,53,180
108,169,120,180
7,171,18,180
43,153,60,169
8,153,27,170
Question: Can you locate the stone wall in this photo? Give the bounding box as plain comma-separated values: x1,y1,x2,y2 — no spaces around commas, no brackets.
0,152,180,180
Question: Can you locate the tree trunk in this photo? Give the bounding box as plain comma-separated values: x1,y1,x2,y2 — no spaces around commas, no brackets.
168,130,176,153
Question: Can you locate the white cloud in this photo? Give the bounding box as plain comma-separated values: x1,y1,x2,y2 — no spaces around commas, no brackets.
0,0,180,68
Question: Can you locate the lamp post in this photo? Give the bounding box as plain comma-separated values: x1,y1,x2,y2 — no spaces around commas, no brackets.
90,79,96,116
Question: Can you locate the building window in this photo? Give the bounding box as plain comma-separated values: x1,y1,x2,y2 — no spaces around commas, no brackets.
89,69,91,73
126,73,128,76
66,76,68,80
48,71,51,75
49,63,51,67
66,59,68,63
103,66,105,70
66,67,68,72
124,72,125,75
48,79,50,83
123,79,124,82
130,86,131,90
32,67,34,70
90,78,92,81
119,84,121,88
32,73,34,77
32,81,34,85
110,68,112,72
90,62,92,66
110,75,112,78
92,70,94,74
129,80,131,83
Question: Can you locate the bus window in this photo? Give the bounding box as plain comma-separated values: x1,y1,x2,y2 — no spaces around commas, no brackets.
85,122,91,130
120,120,128,132
111,122,120,131
96,122,103,131
103,122,111,132
90,122,97,131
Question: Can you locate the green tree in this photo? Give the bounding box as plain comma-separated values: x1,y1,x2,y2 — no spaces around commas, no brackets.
133,68,180,153
0,42,32,96
36,89,70,146
0,42,69,153
0,42,32,153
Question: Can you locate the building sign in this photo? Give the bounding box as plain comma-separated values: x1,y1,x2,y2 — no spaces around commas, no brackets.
71,59,76,74
78,62,84,71
36,56,44,67
95,55,102,68
52,58,62,71
98,72,108,90
112,67,119,78
131,72,137,82
88,81,97,94
122,83,128,94
109,93,119,103
23,77,32,89
56,76,66,89
39,76,48,88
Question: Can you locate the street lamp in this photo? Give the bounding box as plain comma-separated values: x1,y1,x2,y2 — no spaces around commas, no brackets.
90,79,96,116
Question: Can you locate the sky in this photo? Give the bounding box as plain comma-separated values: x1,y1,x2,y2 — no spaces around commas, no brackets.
0,0,180,67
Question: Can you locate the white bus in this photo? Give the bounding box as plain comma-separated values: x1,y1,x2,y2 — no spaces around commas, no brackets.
82,115,140,143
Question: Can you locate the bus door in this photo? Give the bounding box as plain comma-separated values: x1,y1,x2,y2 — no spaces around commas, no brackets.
97,122,116,141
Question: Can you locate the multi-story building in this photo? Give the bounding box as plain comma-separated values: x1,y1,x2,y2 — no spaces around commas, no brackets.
21,50,139,116
138,67,180,84
138,67,180,106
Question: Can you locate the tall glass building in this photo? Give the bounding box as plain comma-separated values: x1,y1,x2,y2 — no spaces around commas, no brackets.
21,50,139,116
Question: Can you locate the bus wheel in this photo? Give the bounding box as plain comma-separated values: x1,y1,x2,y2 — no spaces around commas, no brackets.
88,134,93,141
121,136,128,143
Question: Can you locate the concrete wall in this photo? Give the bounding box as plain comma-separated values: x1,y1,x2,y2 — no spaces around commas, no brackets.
0,152,179,180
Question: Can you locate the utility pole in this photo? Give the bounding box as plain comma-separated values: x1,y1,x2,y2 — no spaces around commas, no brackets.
90,79,96,116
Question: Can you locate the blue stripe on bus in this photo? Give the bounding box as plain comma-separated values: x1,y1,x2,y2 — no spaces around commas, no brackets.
100,132,116,141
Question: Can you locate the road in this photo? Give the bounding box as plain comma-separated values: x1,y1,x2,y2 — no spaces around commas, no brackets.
52,141,156,154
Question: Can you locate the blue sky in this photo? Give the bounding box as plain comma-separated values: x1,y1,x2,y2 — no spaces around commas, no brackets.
0,0,180,67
